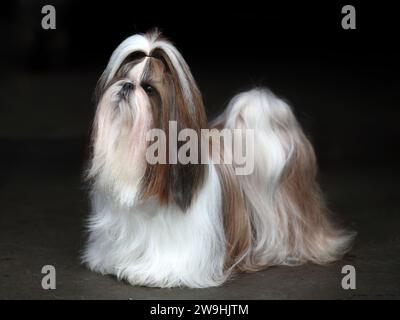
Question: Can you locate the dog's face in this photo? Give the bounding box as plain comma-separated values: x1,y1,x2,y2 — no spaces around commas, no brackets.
88,32,207,210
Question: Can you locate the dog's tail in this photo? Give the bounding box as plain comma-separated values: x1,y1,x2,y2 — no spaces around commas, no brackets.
213,88,355,269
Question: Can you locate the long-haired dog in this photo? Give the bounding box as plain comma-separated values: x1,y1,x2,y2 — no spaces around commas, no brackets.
83,30,355,288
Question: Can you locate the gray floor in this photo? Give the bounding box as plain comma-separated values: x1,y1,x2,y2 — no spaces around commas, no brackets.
1,162,399,299
1,69,399,299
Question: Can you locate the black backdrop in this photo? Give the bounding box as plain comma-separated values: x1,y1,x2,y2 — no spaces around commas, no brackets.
1,0,399,174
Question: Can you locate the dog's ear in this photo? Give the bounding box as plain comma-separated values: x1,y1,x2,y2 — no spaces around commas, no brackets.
140,39,208,211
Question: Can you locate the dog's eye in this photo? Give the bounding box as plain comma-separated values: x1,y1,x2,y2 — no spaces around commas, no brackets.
142,84,155,95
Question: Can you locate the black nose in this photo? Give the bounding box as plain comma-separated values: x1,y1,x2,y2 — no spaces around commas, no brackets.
120,82,134,99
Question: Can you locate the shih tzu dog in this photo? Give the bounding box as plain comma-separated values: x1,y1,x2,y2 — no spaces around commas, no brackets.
83,30,355,288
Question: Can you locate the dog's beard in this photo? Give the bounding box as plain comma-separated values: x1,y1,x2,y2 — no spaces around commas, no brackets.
89,76,152,206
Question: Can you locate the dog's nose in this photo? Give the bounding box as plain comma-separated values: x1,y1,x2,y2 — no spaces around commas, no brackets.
120,82,134,99
122,82,134,91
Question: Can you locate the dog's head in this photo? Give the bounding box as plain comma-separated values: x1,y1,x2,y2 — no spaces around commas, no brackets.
88,30,207,209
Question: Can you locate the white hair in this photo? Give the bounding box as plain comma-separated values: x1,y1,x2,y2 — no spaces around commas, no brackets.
83,31,355,288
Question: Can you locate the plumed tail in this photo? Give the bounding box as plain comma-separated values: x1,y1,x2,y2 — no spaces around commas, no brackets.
215,88,355,269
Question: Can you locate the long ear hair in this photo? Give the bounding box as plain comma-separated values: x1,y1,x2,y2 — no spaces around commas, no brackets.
140,36,208,211
93,30,208,210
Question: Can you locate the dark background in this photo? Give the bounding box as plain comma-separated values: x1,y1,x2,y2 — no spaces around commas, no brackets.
0,1,399,299
1,1,399,173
